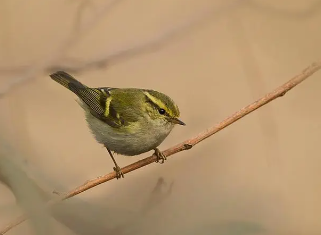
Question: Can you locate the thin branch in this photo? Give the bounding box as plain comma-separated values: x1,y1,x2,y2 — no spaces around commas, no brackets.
228,14,279,166
1,61,320,234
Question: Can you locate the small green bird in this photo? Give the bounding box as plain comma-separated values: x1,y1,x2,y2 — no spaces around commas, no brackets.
50,71,185,179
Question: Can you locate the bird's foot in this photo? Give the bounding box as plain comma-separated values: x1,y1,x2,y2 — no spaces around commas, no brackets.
113,165,124,179
154,148,166,164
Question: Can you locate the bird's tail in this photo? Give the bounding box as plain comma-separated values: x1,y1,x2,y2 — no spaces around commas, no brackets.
49,71,87,92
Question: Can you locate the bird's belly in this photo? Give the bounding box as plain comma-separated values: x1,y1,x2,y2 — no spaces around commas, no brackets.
104,131,168,156
84,111,173,156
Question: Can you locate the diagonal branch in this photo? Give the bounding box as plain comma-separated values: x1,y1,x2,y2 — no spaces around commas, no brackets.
1,61,320,234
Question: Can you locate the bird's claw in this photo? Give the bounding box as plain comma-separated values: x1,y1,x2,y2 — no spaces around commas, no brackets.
113,166,124,179
154,148,166,164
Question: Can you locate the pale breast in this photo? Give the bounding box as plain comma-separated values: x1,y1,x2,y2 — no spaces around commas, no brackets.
80,101,174,156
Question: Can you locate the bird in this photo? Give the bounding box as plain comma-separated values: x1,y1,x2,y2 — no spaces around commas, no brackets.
49,71,185,179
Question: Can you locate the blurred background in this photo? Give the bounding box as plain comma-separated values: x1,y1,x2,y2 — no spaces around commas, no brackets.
0,0,321,234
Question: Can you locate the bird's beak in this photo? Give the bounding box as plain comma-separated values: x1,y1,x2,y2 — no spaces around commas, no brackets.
170,117,186,126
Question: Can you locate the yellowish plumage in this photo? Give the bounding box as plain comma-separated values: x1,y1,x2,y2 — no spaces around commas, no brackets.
50,71,185,179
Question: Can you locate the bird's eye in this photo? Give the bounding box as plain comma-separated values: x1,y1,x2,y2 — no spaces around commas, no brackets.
158,108,166,115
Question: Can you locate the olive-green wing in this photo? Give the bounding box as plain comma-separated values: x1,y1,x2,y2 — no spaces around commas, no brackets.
50,71,123,128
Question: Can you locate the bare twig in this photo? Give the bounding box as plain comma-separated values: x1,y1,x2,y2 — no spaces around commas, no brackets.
1,61,320,234
228,14,279,166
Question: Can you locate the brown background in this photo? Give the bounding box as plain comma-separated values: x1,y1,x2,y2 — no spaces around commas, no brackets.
0,0,321,234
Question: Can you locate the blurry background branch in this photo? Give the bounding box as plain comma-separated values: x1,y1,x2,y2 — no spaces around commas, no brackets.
0,140,53,235
0,156,170,235
2,0,321,98
1,1,321,234
0,0,123,98
141,177,174,215
1,60,320,234
246,0,321,18
0,0,243,98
